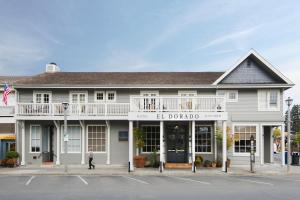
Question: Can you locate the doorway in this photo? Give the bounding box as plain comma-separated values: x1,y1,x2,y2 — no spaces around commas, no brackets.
166,122,188,163
264,126,272,163
42,126,54,162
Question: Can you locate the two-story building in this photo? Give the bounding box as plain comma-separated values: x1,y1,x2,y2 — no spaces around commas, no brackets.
11,50,294,172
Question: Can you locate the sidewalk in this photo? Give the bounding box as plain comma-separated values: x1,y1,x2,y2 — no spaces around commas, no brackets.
0,164,299,176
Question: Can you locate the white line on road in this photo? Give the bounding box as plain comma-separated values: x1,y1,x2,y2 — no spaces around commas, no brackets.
77,176,88,185
171,176,211,185
25,176,35,186
234,178,274,186
122,176,149,184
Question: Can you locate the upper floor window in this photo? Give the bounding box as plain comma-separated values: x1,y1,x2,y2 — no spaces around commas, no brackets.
94,91,105,102
258,89,280,111
106,91,116,101
70,92,87,103
140,91,159,111
33,91,51,103
216,90,238,102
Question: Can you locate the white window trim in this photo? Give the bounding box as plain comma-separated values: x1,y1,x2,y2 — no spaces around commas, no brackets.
216,90,238,102
141,125,160,154
29,124,42,153
178,90,197,96
69,91,88,104
61,124,81,154
257,89,280,111
106,91,116,102
86,124,107,153
232,123,259,157
94,91,105,102
140,90,159,96
195,125,213,154
33,91,52,103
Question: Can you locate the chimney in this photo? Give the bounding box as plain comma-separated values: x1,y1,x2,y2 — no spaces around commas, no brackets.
45,62,60,73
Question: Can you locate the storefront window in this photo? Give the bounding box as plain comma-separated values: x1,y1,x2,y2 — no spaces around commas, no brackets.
61,125,81,153
142,125,160,153
30,125,41,153
195,125,212,153
234,125,256,153
87,125,106,152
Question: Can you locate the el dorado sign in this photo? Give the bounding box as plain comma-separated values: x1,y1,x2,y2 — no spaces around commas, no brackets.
128,112,228,121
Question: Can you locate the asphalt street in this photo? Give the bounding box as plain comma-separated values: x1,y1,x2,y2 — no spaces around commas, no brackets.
0,174,299,200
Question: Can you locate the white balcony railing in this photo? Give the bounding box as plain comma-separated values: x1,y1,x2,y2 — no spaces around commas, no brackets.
17,103,130,116
0,106,15,116
130,96,226,112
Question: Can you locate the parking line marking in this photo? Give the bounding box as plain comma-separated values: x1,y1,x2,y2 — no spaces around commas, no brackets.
77,176,88,185
25,176,35,186
122,176,149,185
171,176,211,185
234,178,273,186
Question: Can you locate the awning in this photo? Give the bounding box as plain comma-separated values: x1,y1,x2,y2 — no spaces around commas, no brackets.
0,134,16,140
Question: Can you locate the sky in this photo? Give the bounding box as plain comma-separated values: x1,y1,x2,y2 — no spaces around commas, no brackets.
0,0,299,104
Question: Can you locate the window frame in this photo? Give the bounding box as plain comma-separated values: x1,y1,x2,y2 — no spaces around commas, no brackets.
86,125,107,153
33,91,52,103
69,91,88,104
141,125,160,154
257,89,280,111
61,124,81,153
195,125,213,154
216,90,238,102
232,124,259,157
29,124,42,153
94,91,105,102
106,91,116,102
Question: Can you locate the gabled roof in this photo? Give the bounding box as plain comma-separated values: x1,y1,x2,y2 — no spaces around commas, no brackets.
15,72,224,87
212,49,294,85
0,76,29,85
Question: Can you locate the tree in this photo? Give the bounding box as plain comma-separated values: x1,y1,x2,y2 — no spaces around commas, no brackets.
285,104,300,134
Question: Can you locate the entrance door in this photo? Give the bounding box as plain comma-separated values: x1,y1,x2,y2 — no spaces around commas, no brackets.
264,126,271,163
166,123,188,163
42,126,54,162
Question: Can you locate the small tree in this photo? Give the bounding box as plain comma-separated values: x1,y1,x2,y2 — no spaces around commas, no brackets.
133,128,145,155
295,132,300,152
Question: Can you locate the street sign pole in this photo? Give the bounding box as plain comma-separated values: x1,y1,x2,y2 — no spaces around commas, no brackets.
62,102,69,173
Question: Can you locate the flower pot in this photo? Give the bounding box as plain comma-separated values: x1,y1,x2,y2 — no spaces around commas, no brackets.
134,156,146,168
212,162,217,168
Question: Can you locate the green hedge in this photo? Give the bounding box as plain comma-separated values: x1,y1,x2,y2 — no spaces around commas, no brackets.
6,151,19,159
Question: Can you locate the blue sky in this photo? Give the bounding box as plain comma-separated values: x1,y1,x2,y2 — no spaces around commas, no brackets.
0,0,299,103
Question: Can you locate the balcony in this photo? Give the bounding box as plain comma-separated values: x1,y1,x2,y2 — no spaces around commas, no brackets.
0,106,15,116
17,103,130,117
130,96,226,112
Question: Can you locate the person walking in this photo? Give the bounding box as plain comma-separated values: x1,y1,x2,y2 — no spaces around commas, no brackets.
88,149,95,169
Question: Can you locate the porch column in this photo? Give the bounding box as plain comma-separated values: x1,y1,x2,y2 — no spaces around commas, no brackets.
79,120,85,165
54,120,60,165
214,121,217,161
260,125,264,165
222,121,227,172
192,121,196,172
159,121,164,171
21,121,25,166
129,121,134,171
188,122,192,163
280,124,285,166
106,120,111,165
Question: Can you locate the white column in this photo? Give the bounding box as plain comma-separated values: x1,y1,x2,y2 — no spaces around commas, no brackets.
222,121,227,172
260,125,264,165
214,121,217,161
21,121,25,166
80,120,85,165
270,127,274,163
192,121,196,171
106,120,111,165
129,121,134,171
280,124,285,166
160,121,164,171
188,121,192,163
54,121,60,165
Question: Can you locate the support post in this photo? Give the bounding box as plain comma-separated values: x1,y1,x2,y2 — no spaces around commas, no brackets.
79,120,85,165
222,121,227,172
54,120,60,165
192,120,196,173
159,121,164,172
280,124,285,166
21,121,25,166
129,121,134,172
214,121,217,161
106,120,111,165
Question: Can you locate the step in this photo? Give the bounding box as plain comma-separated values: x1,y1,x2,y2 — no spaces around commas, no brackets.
165,163,192,169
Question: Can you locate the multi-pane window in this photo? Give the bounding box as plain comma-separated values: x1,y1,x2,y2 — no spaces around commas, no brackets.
95,91,105,101
71,93,87,103
106,91,116,101
30,125,41,152
87,125,106,152
258,89,280,111
234,126,256,153
269,90,278,107
34,92,51,103
61,125,81,153
142,125,160,153
195,126,212,153
216,90,238,102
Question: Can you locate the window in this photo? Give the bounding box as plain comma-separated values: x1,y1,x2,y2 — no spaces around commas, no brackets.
195,125,212,153
106,91,116,101
61,125,81,153
95,91,105,102
234,125,256,154
258,89,280,111
30,125,41,153
33,92,51,103
70,92,87,103
216,90,238,102
87,125,106,152
140,91,159,111
178,91,197,110
118,131,128,141
142,125,160,153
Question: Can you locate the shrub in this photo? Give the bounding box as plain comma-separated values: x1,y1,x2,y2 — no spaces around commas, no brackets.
216,160,222,168
195,155,203,166
203,160,212,167
149,149,159,168
6,151,19,159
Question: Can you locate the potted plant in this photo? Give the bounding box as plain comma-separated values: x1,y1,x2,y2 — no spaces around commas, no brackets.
212,160,217,168
133,128,146,168
216,126,233,167
195,155,203,167
5,151,19,168
203,160,212,167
